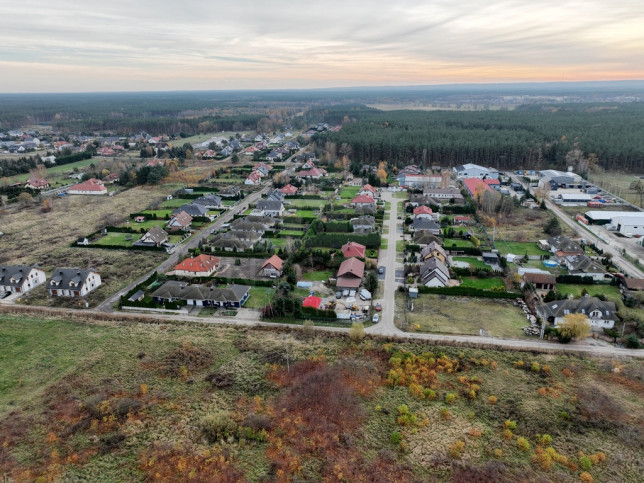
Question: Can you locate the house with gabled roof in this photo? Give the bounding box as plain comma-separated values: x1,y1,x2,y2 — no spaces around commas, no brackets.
46,268,101,297
0,265,46,294
172,254,221,277
25,178,50,190
260,255,284,277
193,194,222,209
350,216,376,233
336,257,365,290
173,203,208,218
536,295,618,331
245,171,262,185
68,178,107,195
254,163,273,176
280,184,298,196
210,233,254,252
522,272,556,291
137,226,169,247
420,242,448,264
350,194,376,210
255,199,284,217
411,218,441,235
358,184,377,197
265,189,285,203
413,232,442,245
413,205,434,219
564,255,609,281
420,257,450,287
167,212,193,232
296,167,327,179
341,241,366,259
547,236,584,258
151,281,250,308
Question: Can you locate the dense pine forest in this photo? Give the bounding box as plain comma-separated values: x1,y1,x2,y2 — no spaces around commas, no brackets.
313,104,644,172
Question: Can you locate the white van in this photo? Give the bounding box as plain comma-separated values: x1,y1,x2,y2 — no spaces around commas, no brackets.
359,289,372,301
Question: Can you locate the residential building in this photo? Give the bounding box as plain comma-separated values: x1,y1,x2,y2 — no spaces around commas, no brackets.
25,178,50,190
210,233,254,251
192,194,222,209
536,295,617,331
423,188,464,201
546,236,584,258
350,215,376,233
341,241,366,259
167,212,193,232
67,178,107,195
280,184,298,195
413,205,434,219
172,255,221,277
336,257,365,290
260,255,283,277
420,257,450,287
358,184,377,197
219,186,241,198
255,199,284,217
411,218,441,234
350,194,376,210
137,226,169,247
46,268,101,297
173,204,208,218
462,178,493,198
564,255,608,281
296,167,327,179
245,171,262,185
522,272,556,291
420,242,448,264
266,189,285,203
0,265,46,294
151,281,250,308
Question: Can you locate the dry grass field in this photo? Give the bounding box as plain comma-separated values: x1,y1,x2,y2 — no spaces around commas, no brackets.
587,171,644,207
492,207,574,241
1,314,643,482
0,186,170,307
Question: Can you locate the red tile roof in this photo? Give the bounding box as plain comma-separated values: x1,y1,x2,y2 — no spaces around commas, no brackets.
297,167,326,177
413,206,433,216
69,178,107,192
280,184,298,195
337,257,365,279
174,254,221,273
351,194,375,204
341,241,366,259
463,178,492,196
261,255,284,271
26,178,49,188
302,295,322,309
361,184,376,193
483,178,500,185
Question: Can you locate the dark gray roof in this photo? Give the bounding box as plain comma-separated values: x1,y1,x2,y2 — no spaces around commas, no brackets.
421,242,447,259
256,199,284,212
193,194,222,208
151,281,250,304
547,235,583,254
220,186,241,197
409,194,441,205
228,221,266,233
46,268,97,290
173,203,209,217
350,215,375,226
231,215,278,228
412,218,440,231
0,265,41,288
420,257,449,284
536,296,617,321
266,190,285,202
210,233,253,250
413,232,443,245
565,255,606,274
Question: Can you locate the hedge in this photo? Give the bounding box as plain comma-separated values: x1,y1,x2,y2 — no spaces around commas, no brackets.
74,242,165,251
306,232,381,249
165,274,274,287
200,247,270,258
555,275,597,284
445,246,483,256
415,285,520,299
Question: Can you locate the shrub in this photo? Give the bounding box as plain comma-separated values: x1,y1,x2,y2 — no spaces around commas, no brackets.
423,388,437,400
531,362,541,372
517,437,530,451
390,431,402,445
397,405,419,427
625,334,643,349
504,420,517,430
440,408,452,420
579,472,593,482
201,411,238,443
349,321,365,341
579,455,592,471
488,395,498,405
503,429,513,440
536,434,552,446
445,393,457,405
493,449,503,459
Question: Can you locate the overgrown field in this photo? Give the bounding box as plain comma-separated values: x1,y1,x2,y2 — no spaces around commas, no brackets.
1,314,642,482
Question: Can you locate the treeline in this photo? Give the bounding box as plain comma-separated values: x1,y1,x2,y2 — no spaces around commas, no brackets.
0,151,92,178
313,104,644,172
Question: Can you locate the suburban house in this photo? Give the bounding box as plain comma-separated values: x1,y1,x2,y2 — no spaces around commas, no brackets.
350,194,376,210
220,186,241,198
255,199,285,217
25,178,50,190
564,255,608,281
266,151,282,162
243,145,259,156
245,171,262,185
0,265,46,294
546,236,584,258
254,163,273,176
173,204,208,218
172,254,221,277
522,272,556,291
229,221,266,235
102,173,120,184
137,226,169,247
210,233,254,251
280,184,298,195
397,174,438,189
296,167,327,179
408,194,440,208
411,218,441,235
358,184,377,197
420,242,448,264
166,212,193,232
301,159,316,170
46,268,101,297
413,232,443,245
265,189,285,203
341,241,366,259
192,194,222,209
260,255,284,278
624,278,644,292
228,229,262,243
413,205,434,219
420,257,450,287
232,215,278,230
151,281,250,308
453,163,499,179
454,216,472,225
336,257,365,290
67,178,107,195
350,215,376,233
536,295,618,331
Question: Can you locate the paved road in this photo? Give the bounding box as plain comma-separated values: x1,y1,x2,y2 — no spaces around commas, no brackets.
367,191,405,336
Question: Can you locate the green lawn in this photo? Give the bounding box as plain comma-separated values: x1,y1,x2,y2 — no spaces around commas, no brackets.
398,292,528,338
460,277,506,290
556,284,621,300
396,240,405,253
380,238,388,249
301,270,333,282
244,286,275,309
292,210,318,218
269,238,288,247
118,220,166,231
222,200,238,206
452,256,488,269
277,230,304,237
11,157,113,184
160,198,194,208
443,238,473,248
92,232,139,247
339,186,360,199
393,191,408,199
288,199,326,208
496,241,549,256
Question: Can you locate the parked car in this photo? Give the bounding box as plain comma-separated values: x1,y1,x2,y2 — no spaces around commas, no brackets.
349,290,356,298
359,288,372,301
0,291,11,299
378,267,384,274
372,314,379,323
335,291,342,299
342,289,349,297
375,303,382,311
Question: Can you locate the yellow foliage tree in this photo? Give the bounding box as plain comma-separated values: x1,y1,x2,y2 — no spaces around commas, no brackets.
376,169,387,180
558,313,591,340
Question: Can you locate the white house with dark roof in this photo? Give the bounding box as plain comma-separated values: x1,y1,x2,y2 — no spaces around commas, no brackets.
536,295,618,331
0,265,46,294
46,268,101,297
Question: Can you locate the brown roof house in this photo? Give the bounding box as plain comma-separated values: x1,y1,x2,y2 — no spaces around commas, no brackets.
136,226,169,247
336,257,365,290
522,272,556,291
167,211,193,232
260,255,283,278
420,241,448,264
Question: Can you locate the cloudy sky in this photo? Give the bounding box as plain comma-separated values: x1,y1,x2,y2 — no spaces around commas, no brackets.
1,0,643,92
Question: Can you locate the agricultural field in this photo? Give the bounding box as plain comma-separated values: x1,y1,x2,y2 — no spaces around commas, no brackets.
397,292,528,339
1,315,642,482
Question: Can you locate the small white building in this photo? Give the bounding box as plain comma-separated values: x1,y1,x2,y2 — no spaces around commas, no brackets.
46,268,101,297
0,265,46,295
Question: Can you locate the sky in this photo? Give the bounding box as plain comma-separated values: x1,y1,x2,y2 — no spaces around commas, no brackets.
1,0,643,93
